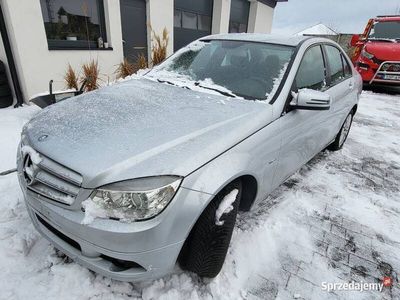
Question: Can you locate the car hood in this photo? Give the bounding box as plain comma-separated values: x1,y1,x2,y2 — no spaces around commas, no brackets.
365,41,400,61
24,78,272,188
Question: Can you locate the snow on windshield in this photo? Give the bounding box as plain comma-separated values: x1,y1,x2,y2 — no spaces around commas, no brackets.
146,39,294,101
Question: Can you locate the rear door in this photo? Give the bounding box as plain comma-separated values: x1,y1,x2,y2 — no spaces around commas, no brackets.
323,45,355,137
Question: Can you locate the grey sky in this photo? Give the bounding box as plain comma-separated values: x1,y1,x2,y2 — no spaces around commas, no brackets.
272,0,400,35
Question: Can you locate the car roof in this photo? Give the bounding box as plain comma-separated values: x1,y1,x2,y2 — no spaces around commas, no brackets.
201,33,310,47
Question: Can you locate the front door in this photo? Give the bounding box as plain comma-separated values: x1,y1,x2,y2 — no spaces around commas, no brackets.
120,0,147,63
273,45,332,188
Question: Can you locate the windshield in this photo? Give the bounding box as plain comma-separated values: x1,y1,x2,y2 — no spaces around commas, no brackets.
368,21,400,40
146,40,295,100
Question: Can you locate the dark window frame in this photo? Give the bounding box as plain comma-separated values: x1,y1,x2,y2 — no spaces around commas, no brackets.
228,0,250,33
323,44,353,88
174,8,212,33
40,0,110,51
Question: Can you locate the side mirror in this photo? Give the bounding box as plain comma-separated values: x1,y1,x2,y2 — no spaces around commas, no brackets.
350,34,361,47
290,89,331,111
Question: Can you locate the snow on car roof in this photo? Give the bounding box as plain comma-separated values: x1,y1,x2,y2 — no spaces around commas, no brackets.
201,33,309,47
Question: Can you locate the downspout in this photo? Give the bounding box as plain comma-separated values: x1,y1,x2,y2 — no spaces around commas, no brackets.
0,2,24,107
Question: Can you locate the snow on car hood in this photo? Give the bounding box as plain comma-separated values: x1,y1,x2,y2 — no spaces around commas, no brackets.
23,78,272,188
365,41,400,61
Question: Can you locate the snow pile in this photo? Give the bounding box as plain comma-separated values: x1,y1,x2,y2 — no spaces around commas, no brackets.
21,145,42,164
266,62,289,101
81,199,109,225
0,105,40,172
215,189,239,225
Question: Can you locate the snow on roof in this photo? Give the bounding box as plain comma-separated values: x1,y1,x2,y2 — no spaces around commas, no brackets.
296,23,338,36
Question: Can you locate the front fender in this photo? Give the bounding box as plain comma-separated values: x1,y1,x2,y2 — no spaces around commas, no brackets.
181,117,282,209
182,152,258,198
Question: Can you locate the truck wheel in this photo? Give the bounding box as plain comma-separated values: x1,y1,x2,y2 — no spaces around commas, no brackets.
178,180,242,278
328,112,353,151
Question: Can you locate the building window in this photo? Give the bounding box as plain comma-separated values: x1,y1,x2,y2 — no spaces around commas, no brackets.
229,0,250,33
174,9,211,32
39,0,108,50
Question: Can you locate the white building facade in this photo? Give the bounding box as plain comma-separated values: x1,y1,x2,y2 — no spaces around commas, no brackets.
0,0,286,105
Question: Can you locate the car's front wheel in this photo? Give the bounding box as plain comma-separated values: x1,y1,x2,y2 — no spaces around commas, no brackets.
328,112,353,151
178,180,242,278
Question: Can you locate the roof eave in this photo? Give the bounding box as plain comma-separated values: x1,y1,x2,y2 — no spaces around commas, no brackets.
257,0,288,9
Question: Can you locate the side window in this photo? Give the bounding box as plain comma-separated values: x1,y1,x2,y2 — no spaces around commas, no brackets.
342,54,353,78
295,46,326,91
325,45,346,86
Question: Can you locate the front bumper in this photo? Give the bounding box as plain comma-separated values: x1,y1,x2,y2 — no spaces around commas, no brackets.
26,200,183,281
17,148,212,282
356,59,400,86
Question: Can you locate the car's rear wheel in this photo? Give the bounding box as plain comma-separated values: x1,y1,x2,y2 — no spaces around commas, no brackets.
178,180,242,278
328,112,353,151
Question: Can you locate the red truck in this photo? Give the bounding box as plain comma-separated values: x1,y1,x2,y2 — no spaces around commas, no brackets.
351,15,400,87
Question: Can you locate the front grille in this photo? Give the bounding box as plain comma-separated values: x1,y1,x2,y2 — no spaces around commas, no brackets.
23,148,83,206
381,62,400,73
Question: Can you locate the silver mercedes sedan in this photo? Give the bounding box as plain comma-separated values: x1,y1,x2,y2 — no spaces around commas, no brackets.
17,34,361,281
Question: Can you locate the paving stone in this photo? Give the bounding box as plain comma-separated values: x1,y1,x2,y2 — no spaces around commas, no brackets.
280,256,303,275
341,218,364,235
330,223,347,239
286,274,318,299
245,275,279,300
327,246,349,265
348,254,381,280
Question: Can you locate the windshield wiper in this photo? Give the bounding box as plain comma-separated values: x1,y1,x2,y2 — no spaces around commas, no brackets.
157,78,192,90
157,78,177,86
157,78,236,97
194,82,236,97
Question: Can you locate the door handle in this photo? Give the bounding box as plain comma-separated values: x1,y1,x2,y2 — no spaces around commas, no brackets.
133,46,146,50
349,80,354,89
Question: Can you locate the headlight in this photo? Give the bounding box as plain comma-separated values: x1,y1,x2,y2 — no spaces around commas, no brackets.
361,48,374,60
82,176,182,222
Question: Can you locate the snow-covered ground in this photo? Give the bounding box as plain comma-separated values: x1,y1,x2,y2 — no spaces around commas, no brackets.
0,91,399,299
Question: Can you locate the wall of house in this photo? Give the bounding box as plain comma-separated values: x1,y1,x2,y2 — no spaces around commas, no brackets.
0,0,278,103
248,1,275,33
1,0,124,101
146,0,174,60
212,0,232,34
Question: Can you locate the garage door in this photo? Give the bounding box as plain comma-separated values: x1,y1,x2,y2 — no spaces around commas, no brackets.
229,0,250,33
174,0,213,51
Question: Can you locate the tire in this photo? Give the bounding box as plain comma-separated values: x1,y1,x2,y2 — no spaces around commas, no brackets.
178,180,242,278
0,96,13,108
328,112,353,151
0,85,11,97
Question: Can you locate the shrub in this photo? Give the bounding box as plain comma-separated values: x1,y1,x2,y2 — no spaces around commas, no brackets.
64,64,79,90
81,60,99,91
135,53,148,71
151,27,169,66
116,58,135,79
116,54,148,79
